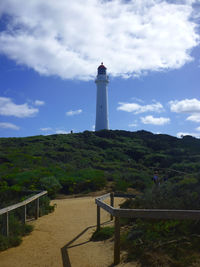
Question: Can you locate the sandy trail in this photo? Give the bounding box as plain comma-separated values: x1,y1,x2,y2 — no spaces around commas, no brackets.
0,196,135,267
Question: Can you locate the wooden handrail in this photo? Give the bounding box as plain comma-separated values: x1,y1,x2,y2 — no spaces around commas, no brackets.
0,191,48,237
96,193,200,220
95,198,114,215
0,191,47,215
113,207,200,219
95,192,200,265
96,193,111,201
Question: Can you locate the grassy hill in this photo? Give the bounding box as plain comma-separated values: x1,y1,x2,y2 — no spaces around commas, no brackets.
1,129,200,207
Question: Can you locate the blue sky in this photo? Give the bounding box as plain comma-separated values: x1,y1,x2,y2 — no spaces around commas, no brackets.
0,0,200,138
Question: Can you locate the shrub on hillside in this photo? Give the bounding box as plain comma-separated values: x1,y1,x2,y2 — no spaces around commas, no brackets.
39,176,62,198
130,177,200,210
120,218,200,267
114,177,130,192
119,176,200,266
59,168,106,194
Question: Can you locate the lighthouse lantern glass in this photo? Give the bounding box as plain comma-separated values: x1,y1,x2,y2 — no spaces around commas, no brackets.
98,66,106,75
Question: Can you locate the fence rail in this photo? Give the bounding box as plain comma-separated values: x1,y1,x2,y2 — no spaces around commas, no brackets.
95,192,200,265
0,191,48,237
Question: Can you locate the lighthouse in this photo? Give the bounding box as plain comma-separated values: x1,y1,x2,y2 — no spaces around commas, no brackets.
95,63,109,131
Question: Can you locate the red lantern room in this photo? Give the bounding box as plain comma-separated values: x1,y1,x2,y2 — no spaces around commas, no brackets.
98,62,107,75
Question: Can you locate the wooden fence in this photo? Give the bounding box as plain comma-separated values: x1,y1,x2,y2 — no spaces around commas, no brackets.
95,192,200,265
0,191,47,237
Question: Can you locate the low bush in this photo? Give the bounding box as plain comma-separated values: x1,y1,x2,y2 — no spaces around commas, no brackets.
91,226,114,241
0,214,34,251
119,177,200,266
40,176,62,198
120,219,200,267
0,195,54,251
60,168,106,194
114,177,130,192
0,234,22,250
130,179,200,210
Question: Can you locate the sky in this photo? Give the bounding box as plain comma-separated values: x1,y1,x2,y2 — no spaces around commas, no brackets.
0,0,200,138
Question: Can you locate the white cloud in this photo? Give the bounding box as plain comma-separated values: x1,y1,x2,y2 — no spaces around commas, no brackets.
0,122,20,130
177,132,200,138
141,115,170,125
34,100,45,106
55,130,69,134
40,127,53,132
66,109,82,116
169,99,200,123
117,102,163,114
40,127,69,134
196,126,200,131
0,0,199,80
128,123,137,127
0,97,38,117
169,99,200,113
186,114,200,122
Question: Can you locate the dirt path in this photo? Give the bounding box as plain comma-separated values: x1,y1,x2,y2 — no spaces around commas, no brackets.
0,196,136,267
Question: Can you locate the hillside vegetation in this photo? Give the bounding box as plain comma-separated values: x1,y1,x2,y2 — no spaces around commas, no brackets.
0,130,200,207
1,130,200,264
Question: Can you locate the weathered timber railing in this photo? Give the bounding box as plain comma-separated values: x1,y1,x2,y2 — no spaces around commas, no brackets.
95,192,200,265
0,191,47,237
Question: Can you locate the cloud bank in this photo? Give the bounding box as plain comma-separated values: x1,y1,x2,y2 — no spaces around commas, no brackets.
117,102,164,114
34,100,45,106
40,127,53,132
66,109,82,116
0,122,20,130
0,0,199,80
169,98,200,122
0,97,38,118
40,127,69,134
141,115,170,125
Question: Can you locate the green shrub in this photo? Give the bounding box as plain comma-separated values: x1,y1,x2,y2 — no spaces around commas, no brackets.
0,194,53,251
40,176,62,198
114,177,129,192
119,176,200,266
22,195,55,218
120,219,200,267
0,214,34,251
39,196,55,215
9,236,22,247
126,178,200,211
59,168,106,194
0,235,10,250
0,234,22,251
91,227,114,241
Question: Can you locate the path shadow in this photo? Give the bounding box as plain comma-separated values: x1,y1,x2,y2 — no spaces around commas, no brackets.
61,220,112,267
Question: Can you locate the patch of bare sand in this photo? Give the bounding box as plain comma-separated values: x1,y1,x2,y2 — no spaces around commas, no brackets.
0,196,137,267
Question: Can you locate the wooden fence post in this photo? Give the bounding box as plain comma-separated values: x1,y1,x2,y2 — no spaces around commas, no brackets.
94,193,200,266
3,212,9,236
35,198,39,219
0,191,47,235
22,205,26,224
114,216,120,265
110,192,114,220
97,205,100,231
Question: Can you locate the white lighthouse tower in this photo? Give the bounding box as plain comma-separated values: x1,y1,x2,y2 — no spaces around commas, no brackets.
95,63,109,131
